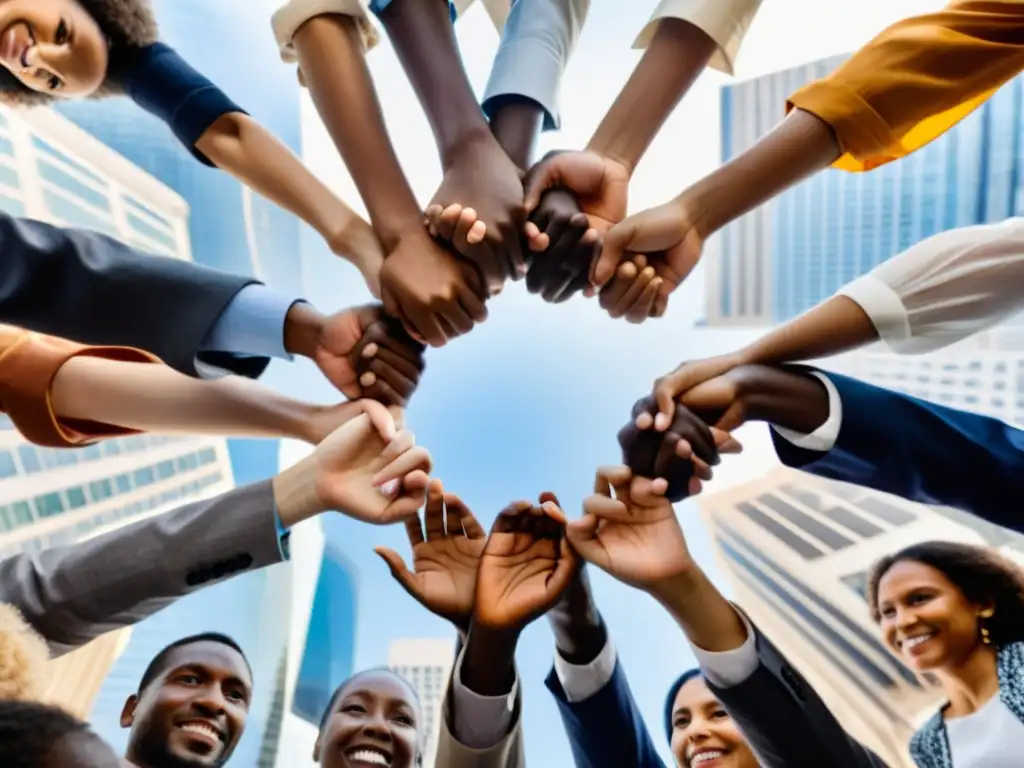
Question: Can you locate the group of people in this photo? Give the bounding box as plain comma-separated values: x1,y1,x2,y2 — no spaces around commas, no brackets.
1,0,1024,766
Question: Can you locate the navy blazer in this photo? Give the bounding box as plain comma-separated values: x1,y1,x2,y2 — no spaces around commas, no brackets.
771,369,1024,534
545,658,665,768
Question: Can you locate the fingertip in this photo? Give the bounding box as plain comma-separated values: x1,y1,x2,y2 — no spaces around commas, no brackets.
651,477,668,495
635,412,654,430
467,220,486,244
654,411,671,432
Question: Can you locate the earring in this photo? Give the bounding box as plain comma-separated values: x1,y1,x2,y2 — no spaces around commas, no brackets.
979,609,995,646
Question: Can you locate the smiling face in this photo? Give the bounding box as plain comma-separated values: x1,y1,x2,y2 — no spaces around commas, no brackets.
316,670,419,768
669,677,757,768
0,0,109,98
876,559,989,672
121,641,251,768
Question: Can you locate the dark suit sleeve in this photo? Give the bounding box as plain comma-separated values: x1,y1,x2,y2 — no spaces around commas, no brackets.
707,631,885,768
771,369,1024,532
0,213,268,378
0,481,284,657
545,659,665,768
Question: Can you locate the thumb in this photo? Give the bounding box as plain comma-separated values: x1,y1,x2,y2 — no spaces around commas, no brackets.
359,399,397,443
374,547,419,596
565,516,606,568
592,218,636,287
523,161,559,212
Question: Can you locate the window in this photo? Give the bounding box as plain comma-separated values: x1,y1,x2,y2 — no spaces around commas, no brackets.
0,449,16,478
80,444,103,461
115,473,132,494
18,446,41,473
43,189,117,237
198,448,217,465
857,497,916,525
10,501,32,526
37,160,110,211
133,467,155,487
34,493,64,518
65,486,87,509
157,460,175,480
103,441,122,456
89,479,113,501
736,502,823,559
177,454,198,472
0,506,10,532
758,494,854,550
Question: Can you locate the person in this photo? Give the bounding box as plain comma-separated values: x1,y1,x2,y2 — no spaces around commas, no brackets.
0,213,425,407
0,399,432,656
518,0,764,318
0,0,387,292
663,669,759,768
0,700,125,768
868,541,1024,767
565,464,885,767
314,667,422,768
0,602,50,702
272,0,589,346
376,481,580,765
523,1,1024,320
120,633,252,768
0,322,418,448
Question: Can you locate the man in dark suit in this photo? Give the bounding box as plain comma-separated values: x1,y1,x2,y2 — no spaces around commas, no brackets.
0,213,425,405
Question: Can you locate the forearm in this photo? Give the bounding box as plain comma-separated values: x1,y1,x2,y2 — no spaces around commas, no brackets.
460,624,519,696
547,570,608,665
195,113,363,254
652,568,748,653
681,109,840,239
587,18,717,174
50,357,320,443
292,14,422,248
377,0,492,166
736,295,879,367
489,97,545,171
702,365,832,435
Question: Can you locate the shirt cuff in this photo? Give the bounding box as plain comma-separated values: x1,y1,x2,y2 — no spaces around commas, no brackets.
553,637,618,703
691,610,759,689
450,653,517,749
273,506,292,560
838,273,913,353
632,0,763,76
272,0,380,62
483,39,564,131
770,371,843,452
197,285,301,377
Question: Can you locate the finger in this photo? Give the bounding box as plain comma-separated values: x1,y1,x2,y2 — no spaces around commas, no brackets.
713,400,749,433
540,499,567,525
353,399,397,443
458,285,489,325
608,266,654,319
541,217,589,303
424,479,445,540
439,300,474,337
552,232,600,303
626,275,662,324
443,494,463,536
592,468,613,498
364,377,405,409
435,204,464,241
594,465,632,500
374,547,420,595
688,477,704,497
373,445,432,488
580,493,632,522
564,515,607,568
424,204,445,237
598,262,637,311
712,427,743,454
442,494,481,538
404,514,425,548
408,307,447,349
630,476,668,506
366,348,419,393
671,405,720,466
593,225,631,287
635,411,654,430
526,215,571,295
538,491,561,508
547,535,580,598
523,163,558,211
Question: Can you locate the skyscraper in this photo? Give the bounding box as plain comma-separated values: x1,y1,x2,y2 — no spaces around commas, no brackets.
710,55,1024,326
699,467,1024,768
389,638,457,768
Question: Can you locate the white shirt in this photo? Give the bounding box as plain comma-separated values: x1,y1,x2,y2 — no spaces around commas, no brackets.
839,217,1024,355
945,695,1024,768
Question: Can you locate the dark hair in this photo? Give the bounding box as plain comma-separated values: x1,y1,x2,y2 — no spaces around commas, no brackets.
0,0,159,107
0,700,91,765
867,541,1024,646
138,632,250,695
663,668,703,741
318,667,421,732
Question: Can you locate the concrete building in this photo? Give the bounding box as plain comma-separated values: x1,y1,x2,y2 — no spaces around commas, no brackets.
389,638,456,768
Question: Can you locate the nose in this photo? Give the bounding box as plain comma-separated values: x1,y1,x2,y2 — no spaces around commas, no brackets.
30,41,66,75
360,712,393,744
191,686,229,716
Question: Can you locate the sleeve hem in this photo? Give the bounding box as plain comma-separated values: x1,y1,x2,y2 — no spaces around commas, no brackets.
271,0,380,64
837,273,913,353
483,38,563,131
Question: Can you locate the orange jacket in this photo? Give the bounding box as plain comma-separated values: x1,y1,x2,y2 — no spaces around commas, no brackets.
788,1,1024,171
0,325,158,447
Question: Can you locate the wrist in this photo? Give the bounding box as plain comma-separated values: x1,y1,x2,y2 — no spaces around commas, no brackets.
283,302,326,359
648,564,705,614
441,125,497,171
461,623,520,696
272,456,326,528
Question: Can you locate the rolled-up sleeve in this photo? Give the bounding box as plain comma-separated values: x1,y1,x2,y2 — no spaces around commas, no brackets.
838,217,1024,353
632,0,764,76
788,1,1024,172
271,0,380,65
483,0,590,130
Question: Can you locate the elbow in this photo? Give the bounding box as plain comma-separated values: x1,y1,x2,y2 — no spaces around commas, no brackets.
194,112,250,164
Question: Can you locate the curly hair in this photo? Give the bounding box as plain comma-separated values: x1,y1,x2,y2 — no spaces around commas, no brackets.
0,699,92,766
0,603,50,702
867,541,1024,647
0,0,159,107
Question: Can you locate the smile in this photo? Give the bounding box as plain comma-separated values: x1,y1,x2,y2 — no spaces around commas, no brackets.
178,720,225,745
347,747,392,766
900,632,936,652
690,748,728,765
0,21,31,70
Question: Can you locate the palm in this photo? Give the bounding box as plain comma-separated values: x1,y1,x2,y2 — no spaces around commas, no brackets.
476,533,563,630
575,159,629,236
314,308,370,399
590,512,689,589
406,537,484,623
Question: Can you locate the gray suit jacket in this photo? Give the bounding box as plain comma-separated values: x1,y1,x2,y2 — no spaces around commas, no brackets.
708,628,889,768
0,481,285,657
0,212,266,379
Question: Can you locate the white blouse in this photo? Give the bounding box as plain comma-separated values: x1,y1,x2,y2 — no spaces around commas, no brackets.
945,694,1024,768
839,217,1024,354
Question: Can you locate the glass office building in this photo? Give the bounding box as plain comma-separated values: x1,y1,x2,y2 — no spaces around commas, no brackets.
710,55,1024,325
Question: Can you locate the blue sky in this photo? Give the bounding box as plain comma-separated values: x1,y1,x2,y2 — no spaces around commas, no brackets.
253,0,941,764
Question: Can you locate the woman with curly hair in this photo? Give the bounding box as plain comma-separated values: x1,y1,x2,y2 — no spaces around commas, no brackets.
868,540,1024,768
0,0,385,294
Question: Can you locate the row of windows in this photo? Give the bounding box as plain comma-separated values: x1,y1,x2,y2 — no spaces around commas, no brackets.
0,446,219,534
1,471,223,559
0,433,186,479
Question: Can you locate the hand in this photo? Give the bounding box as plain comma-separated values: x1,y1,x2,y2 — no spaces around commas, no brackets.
566,466,695,595
311,403,432,524
648,353,747,431
379,227,488,348
429,133,527,293
619,395,742,502
374,479,486,632
597,255,663,323
474,500,579,631
599,196,704,318
523,189,601,304
328,214,387,299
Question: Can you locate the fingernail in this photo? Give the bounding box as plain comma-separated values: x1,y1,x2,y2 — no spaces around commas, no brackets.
380,480,398,497
362,342,379,358
360,372,376,387
655,413,670,431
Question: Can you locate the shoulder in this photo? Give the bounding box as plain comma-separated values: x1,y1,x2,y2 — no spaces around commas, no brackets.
909,709,946,766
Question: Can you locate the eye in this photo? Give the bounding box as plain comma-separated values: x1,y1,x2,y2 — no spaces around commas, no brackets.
55,20,69,45
673,717,690,729
394,714,414,726
712,709,729,719
226,689,245,702
344,704,366,714
178,674,200,684
47,74,62,91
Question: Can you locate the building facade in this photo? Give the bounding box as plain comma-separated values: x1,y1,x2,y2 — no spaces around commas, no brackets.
389,638,456,768
699,467,1024,768
710,55,1024,325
